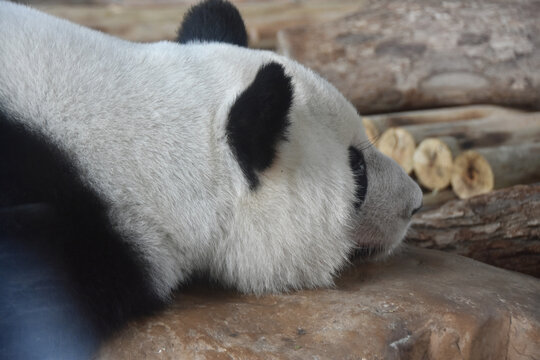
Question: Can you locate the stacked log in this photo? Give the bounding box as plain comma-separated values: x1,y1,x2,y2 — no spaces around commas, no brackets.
362,106,540,203
451,143,540,199
376,127,416,174
388,105,535,275
412,137,455,190
365,105,519,135
277,0,540,113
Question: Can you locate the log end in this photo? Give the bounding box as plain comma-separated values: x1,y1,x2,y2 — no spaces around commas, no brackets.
362,117,379,146
451,150,494,199
413,138,453,190
377,127,416,174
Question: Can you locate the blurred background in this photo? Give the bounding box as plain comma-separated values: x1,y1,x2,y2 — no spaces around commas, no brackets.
14,0,364,50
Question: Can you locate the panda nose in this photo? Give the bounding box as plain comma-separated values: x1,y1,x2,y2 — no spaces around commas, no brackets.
411,203,422,217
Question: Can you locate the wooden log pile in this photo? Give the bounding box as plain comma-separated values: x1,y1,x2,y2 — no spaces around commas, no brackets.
362,105,540,202
364,106,540,275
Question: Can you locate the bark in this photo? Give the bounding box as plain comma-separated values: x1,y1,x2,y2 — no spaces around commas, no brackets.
408,184,540,277
278,0,540,113
367,105,522,135
393,112,540,150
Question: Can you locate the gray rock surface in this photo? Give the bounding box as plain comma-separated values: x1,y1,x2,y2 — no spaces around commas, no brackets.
98,247,540,359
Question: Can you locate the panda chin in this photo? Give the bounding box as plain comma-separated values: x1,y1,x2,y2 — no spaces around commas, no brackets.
351,245,383,259
351,245,388,260
351,240,404,261
351,226,409,261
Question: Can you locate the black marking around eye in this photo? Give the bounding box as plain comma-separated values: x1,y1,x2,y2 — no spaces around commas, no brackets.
348,146,367,210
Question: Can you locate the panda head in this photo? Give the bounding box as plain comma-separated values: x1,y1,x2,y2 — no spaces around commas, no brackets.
0,0,423,297
176,0,423,293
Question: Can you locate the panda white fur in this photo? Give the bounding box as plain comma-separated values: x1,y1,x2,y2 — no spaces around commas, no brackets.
0,0,422,335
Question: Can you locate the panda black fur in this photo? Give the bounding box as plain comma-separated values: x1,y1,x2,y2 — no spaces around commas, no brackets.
177,0,248,47
0,0,422,344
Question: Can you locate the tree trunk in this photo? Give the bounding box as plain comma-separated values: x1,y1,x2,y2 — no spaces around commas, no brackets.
278,1,540,114
392,113,540,149
408,184,540,277
366,105,522,135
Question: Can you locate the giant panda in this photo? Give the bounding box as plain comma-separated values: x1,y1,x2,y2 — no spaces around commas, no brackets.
0,0,422,353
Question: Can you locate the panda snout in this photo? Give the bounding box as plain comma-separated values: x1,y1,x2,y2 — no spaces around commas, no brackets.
404,180,423,219
402,203,421,220
410,183,424,218
411,202,422,217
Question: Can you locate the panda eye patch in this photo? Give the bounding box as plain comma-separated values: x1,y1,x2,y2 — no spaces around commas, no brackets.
348,146,368,210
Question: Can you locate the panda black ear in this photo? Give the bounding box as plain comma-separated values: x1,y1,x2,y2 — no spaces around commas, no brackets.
177,0,248,47
227,62,293,189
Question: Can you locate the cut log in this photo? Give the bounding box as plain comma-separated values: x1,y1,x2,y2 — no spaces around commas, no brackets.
451,143,540,199
367,105,522,135
278,1,540,113
413,137,456,190
394,112,540,149
408,184,540,277
407,111,540,191
451,150,494,199
361,117,379,145
377,128,416,174
378,112,540,178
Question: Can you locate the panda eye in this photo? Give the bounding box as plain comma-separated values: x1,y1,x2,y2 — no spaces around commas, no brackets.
348,146,367,210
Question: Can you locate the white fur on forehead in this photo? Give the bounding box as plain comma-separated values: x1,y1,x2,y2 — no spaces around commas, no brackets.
281,61,366,147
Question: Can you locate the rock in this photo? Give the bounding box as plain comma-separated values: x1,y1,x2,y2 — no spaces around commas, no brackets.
97,247,540,359
277,0,540,114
